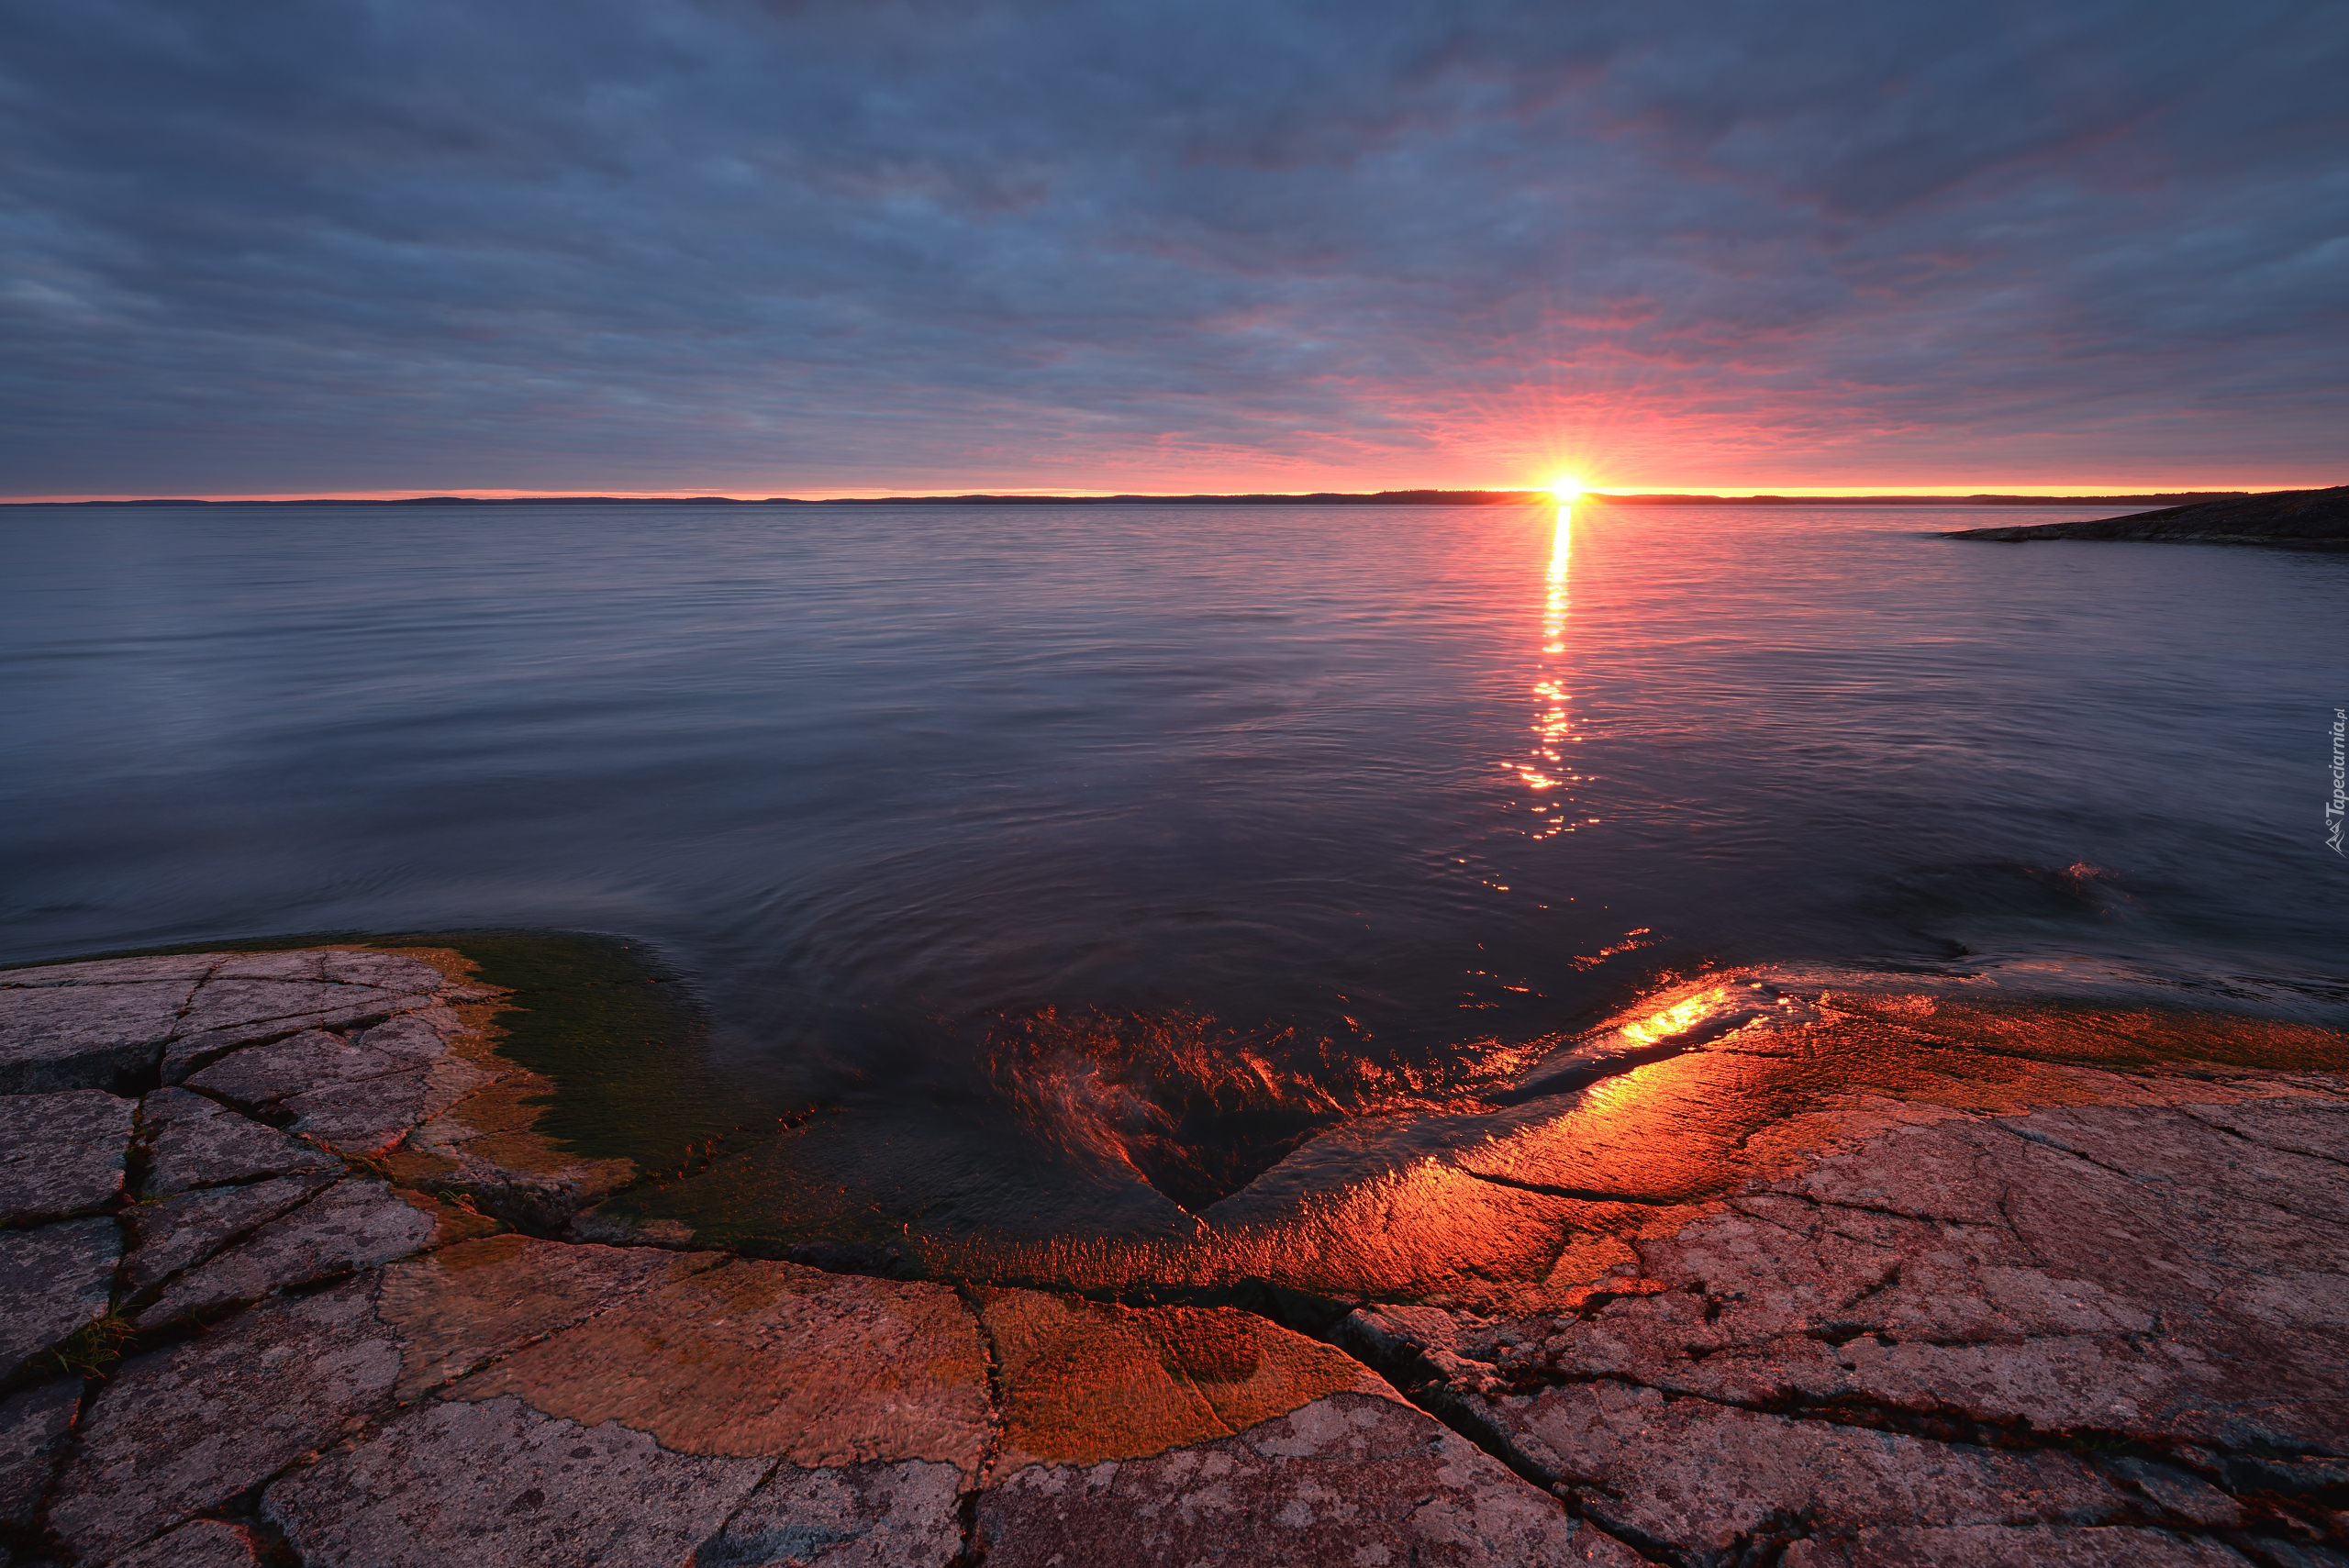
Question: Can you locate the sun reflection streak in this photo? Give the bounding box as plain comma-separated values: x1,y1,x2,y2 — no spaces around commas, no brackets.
1515,503,1578,831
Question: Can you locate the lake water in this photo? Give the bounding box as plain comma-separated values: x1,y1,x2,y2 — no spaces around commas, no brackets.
5,500,2344,1223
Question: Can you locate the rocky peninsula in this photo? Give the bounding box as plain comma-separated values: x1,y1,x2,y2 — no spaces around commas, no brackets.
2,944,2343,1566
1941,484,2349,548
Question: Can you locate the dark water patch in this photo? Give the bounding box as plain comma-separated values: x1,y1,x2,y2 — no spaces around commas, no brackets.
16,929,757,1178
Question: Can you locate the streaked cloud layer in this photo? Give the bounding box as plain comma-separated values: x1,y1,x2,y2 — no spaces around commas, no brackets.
3,0,2342,495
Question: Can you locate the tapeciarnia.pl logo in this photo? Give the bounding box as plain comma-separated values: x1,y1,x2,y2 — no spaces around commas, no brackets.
2329,707,2345,856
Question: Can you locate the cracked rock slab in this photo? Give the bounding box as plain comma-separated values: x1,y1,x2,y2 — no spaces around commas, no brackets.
1340,1090,2349,1566
211,950,450,991
1506,1379,2140,1558
265,1394,771,1568
0,979,195,1095
184,1024,430,1111
161,978,438,1084
136,1177,438,1327
0,1377,82,1528
694,1459,963,1568
49,1277,401,1562
0,1088,133,1223
123,1170,338,1294
139,1085,339,1195
0,1218,120,1385
976,1389,1642,1568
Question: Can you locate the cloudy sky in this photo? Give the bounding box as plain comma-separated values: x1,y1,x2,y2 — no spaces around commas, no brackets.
3,0,2342,498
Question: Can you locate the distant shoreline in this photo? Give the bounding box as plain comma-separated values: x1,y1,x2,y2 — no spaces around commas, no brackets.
0,488,2280,509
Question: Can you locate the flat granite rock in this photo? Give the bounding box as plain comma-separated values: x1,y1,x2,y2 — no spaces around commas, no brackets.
375,1233,718,1401
110,1518,267,1568
976,1389,1642,1568
0,980,195,1095
266,1394,772,1568
122,1170,338,1294
693,1460,963,1568
139,1085,340,1195
0,1088,133,1223
50,1277,401,1563
136,1177,437,1327
448,1257,995,1476
0,1377,83,1528
0,1218,121,1385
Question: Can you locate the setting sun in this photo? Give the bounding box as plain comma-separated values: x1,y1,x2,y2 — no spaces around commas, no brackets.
1549,477,1583,502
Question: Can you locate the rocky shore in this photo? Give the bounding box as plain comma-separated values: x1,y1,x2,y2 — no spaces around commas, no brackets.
1940,484,2349,547
2,946,2343,1566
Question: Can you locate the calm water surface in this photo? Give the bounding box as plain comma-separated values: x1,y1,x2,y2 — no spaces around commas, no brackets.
5,502,2343,1206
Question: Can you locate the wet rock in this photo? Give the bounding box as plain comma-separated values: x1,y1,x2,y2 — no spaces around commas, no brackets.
110,1518,266,1568
0,980,196,1095
375,1233,718,1400
265,1394,771,1568
394,1072,633,1232
161,978,438,1084
122,1170,337,1293
0,1089,133,1223
1781,1523,2256,1566
451,1258,993,1475
135,1177,436,1327
0,1218,119,1385
976,1390,1642,1568
694,1460,963,1568
982,1292,1384,1469
0,1379,81,1527
49,1277,399,1562
139,1086,339,1195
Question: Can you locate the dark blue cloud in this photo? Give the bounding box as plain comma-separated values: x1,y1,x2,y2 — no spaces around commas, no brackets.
1,0,2341,494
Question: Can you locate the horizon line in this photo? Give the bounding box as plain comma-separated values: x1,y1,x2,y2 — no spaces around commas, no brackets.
3,483,2330,507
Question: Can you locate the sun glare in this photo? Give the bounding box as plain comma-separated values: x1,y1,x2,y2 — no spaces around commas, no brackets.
1548,476,1583,502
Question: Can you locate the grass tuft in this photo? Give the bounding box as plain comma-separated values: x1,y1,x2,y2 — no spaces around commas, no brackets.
51,1310,138,1381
